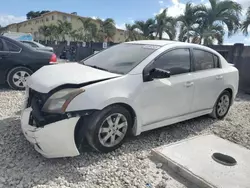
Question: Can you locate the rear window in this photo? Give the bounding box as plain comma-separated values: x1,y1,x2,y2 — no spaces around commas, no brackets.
5,40,21,52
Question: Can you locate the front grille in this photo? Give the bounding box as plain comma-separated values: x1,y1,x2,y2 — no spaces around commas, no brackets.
27,89,48,110
26,89,49,127
26,89,68,127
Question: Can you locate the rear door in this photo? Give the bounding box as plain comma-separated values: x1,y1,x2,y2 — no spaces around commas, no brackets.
0,38,22,66
191,48,225,112
0,38,12,83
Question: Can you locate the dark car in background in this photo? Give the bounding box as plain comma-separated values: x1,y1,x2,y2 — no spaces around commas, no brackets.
0,35,57,90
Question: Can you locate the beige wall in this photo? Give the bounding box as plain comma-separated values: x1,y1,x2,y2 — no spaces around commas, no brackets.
6,12,126,43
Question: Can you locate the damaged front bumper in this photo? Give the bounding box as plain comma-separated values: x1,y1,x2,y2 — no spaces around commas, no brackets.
21,107,81,158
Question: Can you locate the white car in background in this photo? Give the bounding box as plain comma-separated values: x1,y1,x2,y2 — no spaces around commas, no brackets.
21,40,239,158
21,40,54,52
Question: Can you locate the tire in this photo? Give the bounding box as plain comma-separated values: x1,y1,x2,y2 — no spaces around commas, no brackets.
210,90,232,119
85,105,132,153
7,66,33,90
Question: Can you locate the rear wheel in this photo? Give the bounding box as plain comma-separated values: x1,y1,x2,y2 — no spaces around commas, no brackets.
85,105,132,152
210,90,232,119
7,67,33,90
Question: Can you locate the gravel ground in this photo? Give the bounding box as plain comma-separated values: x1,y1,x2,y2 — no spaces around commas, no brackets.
0,88,249,188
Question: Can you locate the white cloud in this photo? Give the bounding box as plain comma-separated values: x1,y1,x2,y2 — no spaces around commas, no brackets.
154,0,186,18
116,23,126,30
168,3,185,17
171,0,179,5
92,16,97,20
0,15,25,27
159,1,164,5
235,0,250,7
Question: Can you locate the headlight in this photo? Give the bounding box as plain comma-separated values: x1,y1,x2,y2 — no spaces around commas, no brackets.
42,88,85,113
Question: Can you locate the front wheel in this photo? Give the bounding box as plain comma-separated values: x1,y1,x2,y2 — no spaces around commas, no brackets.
210,90,232,119
7,67,33,90
85,105,132,153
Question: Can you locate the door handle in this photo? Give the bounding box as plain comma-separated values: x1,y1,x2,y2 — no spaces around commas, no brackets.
185,81,194,87
216,75,223,80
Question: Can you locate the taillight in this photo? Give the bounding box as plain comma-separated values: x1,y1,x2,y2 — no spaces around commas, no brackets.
49,54,57,64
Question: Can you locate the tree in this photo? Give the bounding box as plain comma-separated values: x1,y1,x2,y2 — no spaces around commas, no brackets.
134,19,155,39
177,3,202,42
78,18,98,41
242,7,250,36
57,20,72,41
97,18,117,42
195,0,242,45
70,30,79,41
125,24,139,41
26,10,50,20
38,25,50,41
47,24,59,41
155,8,176,40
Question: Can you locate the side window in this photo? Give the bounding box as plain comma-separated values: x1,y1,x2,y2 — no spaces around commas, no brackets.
4,40,21,52
193,49,215,71
154,48,191,75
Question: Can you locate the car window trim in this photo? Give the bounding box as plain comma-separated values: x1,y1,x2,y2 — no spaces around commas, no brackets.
143,47,193,77
0,39,22,53
213,54,221,68
191,48,221,72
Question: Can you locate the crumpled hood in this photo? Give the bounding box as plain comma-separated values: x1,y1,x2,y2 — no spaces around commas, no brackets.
27,63,120,93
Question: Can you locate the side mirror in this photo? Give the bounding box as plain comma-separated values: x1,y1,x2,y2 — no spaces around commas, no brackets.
149,68,171,79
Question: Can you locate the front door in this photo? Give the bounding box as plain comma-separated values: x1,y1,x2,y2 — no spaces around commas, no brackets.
191,49,225,112
135,48,195,126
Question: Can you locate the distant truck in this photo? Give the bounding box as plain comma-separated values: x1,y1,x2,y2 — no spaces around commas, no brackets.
3,32,53,52
3,32,33,41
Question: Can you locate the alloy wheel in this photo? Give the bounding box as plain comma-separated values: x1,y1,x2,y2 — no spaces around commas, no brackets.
98,113,128,147
216,94,230,117
12,71,30,88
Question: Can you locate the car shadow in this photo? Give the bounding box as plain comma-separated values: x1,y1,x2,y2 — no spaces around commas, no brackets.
0,92,249,187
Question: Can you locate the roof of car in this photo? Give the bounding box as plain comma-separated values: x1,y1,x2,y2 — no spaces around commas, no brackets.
126,40,219,53
126,40,179,46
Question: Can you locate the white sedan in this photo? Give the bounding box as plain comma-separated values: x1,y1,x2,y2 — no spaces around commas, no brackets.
21,40,239,158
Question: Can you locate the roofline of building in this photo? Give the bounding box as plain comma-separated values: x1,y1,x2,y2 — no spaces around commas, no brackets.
6,10,125,32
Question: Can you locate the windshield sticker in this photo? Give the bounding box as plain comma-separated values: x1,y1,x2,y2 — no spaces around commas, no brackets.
142,45,160,50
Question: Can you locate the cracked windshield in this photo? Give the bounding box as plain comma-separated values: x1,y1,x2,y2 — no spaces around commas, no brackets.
0,0,250,188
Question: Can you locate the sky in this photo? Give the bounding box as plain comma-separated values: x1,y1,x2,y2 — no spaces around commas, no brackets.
0,0,250,45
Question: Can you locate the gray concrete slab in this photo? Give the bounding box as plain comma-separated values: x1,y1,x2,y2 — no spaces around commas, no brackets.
151,134,250,188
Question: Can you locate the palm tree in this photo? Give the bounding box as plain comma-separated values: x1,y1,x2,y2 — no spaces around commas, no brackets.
57,20,72,41
242,7,250,36
195,0,242,45
177,3,202,42
155,8,176,40
47,24,59,41
97,18,116,42
38,25,50,41
125,24,140,41
134,19,155,39
70,30,79,41
78,18,98,41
